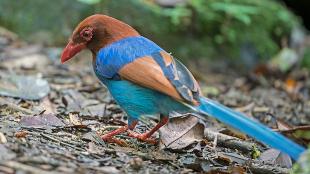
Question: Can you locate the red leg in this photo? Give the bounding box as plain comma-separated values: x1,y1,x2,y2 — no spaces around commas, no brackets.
128,115,169,144
101,120,138,145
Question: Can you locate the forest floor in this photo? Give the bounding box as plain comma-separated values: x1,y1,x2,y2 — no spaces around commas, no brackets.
0,27,309,174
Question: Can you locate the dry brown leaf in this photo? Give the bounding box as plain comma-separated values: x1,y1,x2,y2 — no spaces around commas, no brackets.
159,115,204,150
273,118,310,145
276,119,292,131
39,96,56,114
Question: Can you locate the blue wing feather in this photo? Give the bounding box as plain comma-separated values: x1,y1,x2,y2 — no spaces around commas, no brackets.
95,36,162,79
151,52,200,103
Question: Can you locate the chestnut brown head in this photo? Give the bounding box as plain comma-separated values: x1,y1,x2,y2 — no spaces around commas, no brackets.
61,14,139,63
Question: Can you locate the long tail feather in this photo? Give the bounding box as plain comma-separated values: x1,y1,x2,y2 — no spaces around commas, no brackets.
192,97,305,160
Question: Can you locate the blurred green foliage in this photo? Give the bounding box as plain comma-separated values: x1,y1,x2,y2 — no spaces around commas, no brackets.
301,49,310,69
86,0,300,62
0,0,93,45
0,0,301,62
292,146,310,174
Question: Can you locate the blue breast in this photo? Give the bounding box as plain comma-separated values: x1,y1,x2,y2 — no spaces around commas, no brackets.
100,79,188,120
95,36,163,79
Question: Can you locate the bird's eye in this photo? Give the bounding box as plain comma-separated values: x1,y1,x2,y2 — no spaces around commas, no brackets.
80,27,93,41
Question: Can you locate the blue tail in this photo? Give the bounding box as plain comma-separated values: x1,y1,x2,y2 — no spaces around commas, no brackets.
194,97,305,160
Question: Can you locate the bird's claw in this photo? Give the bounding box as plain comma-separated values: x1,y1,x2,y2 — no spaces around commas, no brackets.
127,130,158,145
101,135,128,146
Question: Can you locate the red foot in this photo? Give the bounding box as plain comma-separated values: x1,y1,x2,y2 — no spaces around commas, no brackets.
100,125,129,146
127,130,158,144
101,135,128,146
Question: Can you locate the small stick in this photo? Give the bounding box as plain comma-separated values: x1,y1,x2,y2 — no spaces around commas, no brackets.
273,125,310,133
204,129,257,153
40,133,85,151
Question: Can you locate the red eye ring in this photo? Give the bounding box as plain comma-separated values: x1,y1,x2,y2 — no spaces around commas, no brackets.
80,27,93,41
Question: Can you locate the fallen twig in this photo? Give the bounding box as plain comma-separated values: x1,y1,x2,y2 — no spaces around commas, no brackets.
39,133,85,151
204,129,257,153
235,102,255,113
273,125,310,133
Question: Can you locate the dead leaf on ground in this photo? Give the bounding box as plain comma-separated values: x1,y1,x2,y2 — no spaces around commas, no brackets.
38,96,56,114
272,116,310,144
159,115,204,150
259,149,292,168
20,113,65,127
274,118,293,131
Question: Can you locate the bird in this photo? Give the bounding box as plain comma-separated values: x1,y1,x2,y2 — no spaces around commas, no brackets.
61,14,305,160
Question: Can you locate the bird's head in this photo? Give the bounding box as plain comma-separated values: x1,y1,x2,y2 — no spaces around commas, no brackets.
61,14,139,63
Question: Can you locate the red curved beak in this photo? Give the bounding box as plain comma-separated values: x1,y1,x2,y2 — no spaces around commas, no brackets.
61,41,86,63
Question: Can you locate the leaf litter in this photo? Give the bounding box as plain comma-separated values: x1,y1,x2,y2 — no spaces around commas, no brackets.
0,27,309,174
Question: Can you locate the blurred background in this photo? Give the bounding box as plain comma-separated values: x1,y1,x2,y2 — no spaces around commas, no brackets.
0,0,309,71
